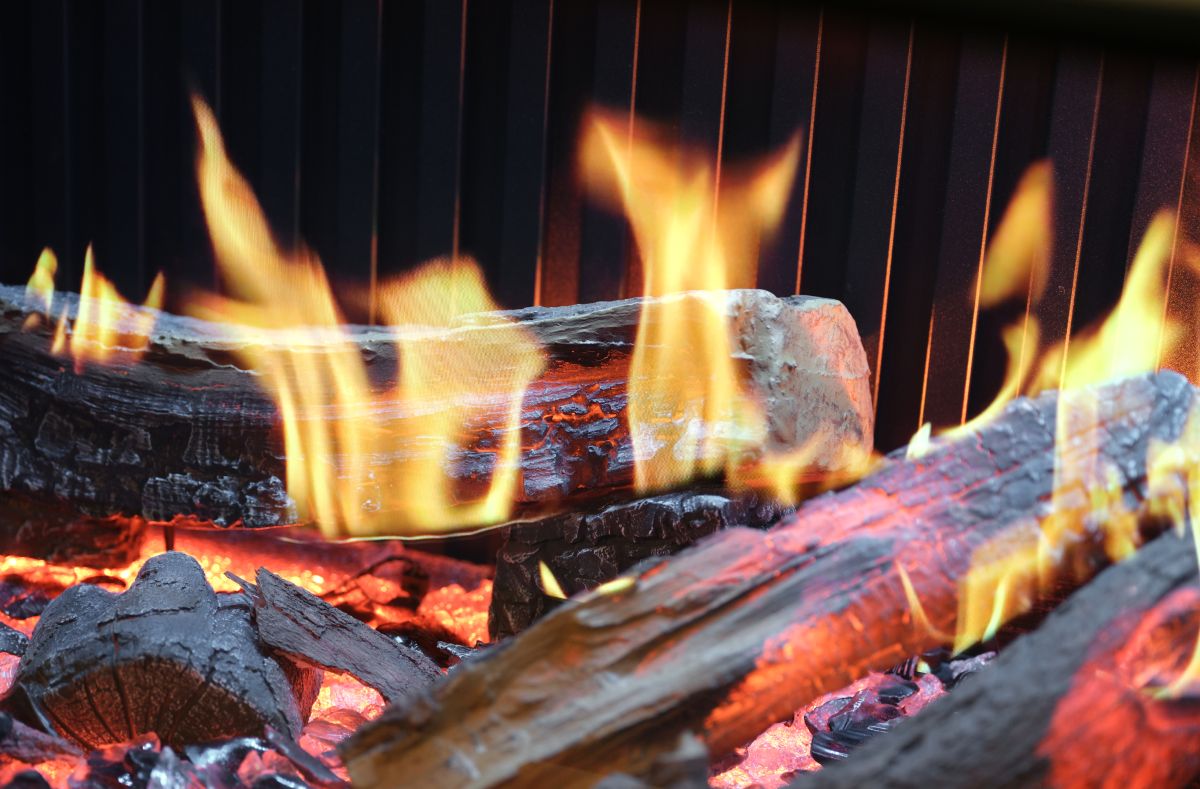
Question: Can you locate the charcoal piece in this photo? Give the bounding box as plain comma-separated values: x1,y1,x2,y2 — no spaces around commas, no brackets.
804,697,853,736
237,568,440,705
489,489,790,638
803,531,1200,788
0,285,872,536
0,622,27,657
933,652,996,689
0,712,78,763
342,372,1197,788
10,552,320,749
874,678,919,706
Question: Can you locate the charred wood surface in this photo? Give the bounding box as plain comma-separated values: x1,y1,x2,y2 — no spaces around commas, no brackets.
0,286,871,537
490,490,790,639
341,372,1196,788
0,713,78,764
239,567,441,705
804,531,1200,789
7,552,321,750
0,491,145,568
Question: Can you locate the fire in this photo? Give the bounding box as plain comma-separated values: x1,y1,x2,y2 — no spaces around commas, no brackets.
580,108,802,494
20,245,163,371
190,96,544,537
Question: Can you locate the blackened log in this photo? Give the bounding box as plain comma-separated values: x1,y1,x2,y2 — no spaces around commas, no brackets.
803,530,1200,789
0,623,26,657
0,491,145,568
238,568,441,705
341,372,1195,788
0,285,871,538
489,490,790,639
8,553,321,749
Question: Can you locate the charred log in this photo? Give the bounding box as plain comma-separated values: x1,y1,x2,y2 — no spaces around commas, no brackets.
490,489,790,639
803,530,1200,788
236,567,441,705
7,552,321,750
341,372,1195,788
0,713,77,764
0,491,145,568
0,286,871,539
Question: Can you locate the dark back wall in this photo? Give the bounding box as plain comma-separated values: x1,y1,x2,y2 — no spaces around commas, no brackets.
1,0,1198,450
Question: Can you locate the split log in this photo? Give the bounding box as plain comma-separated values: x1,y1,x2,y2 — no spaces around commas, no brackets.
236,567,441,704
490,489,790,638
341,371,1196,788
0,285,871,538
804,530,1200,788
7,552,321,749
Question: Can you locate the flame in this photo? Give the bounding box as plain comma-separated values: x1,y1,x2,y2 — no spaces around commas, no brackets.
538,561,567,599
19,246,163,370
580,108,800,493
979,161,1052,308
24,247,57,317
190,95,543,537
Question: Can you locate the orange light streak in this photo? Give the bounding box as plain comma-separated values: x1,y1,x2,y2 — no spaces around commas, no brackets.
917,305,936,429
873,24,915,412
793,9,823,294
961,37,1008,424
1057,59,1105,391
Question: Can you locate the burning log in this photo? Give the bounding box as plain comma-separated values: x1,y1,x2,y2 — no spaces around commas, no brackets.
803,530,1200,788
490,489,790,638
0,284,871,539
341,371,1195,787
236,567,442,705
6,552,321,750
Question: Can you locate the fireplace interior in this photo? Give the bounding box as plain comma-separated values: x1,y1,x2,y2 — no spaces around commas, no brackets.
2,0,1200,787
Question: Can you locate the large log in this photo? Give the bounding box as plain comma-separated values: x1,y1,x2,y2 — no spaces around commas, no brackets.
0,285,871,537
804,530,1200,788
341,372,1196,788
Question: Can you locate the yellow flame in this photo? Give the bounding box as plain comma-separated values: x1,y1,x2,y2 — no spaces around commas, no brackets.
905,423,932,460
538,561,567,600
21,245,164,370
580,108,800,493
979,161,1052,308
24,248,57,317
190,95,544,537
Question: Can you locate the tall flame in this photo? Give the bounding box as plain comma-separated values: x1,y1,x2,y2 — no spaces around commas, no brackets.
580,109,800,492
190,95,543,537
24,248,57,318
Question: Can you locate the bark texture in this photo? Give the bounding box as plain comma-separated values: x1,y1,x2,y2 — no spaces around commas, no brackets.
8,552,320,749
0,286,871,538
239,567,442,705
804,531,1200,789
490,490,790,638
341,372,1195,788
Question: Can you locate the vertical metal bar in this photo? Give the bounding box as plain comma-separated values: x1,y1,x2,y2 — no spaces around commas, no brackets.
1158,66,1199,371
450,0,469,263
533,0,555,307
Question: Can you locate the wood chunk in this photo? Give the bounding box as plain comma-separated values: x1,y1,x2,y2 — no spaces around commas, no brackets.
0,623,27,657
803,531,1200,788
8,553,320,749
0,286,871,535
239,568,441,706
0,713,78,764
489,490,790,639
341,372,1195,788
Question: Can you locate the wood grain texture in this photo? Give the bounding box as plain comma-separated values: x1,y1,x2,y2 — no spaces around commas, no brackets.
0,286,871,537
341,372,1195,788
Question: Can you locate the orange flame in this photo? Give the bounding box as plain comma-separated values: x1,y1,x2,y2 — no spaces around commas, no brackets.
580,108,801,493
190,95,544,537
21,245,164,371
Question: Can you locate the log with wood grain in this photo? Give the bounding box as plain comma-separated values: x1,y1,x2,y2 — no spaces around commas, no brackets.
341,371,1196,788
0,285,871,542
804,530,1200,789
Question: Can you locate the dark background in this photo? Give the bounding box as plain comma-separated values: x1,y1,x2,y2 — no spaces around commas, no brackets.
2,0,1199,450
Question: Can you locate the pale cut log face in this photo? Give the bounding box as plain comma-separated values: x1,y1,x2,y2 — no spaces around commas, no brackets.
0,285,873,538
11,552,319,750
